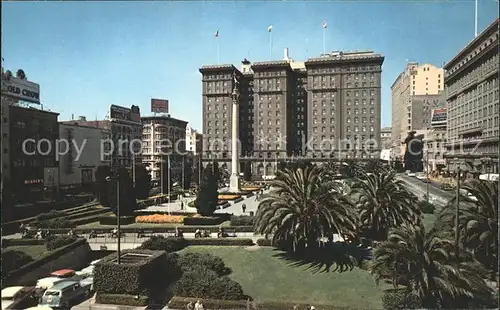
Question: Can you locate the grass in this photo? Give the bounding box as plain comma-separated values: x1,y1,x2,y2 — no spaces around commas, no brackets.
422,213,437,229
77,220,232,229
6,245,49,260
178,246,386,308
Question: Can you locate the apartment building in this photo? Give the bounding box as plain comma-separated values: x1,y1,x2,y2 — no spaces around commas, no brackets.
57,119,111,188
185,125,203,155
200,49,384,177
141,115,187,182
391,63,444,156
380,126,392,149
444,18,499,174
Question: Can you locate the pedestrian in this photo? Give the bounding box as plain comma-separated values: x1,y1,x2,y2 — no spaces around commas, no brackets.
194,300,201,310
242,204,246,214
180,201,184,210
186,301,194,310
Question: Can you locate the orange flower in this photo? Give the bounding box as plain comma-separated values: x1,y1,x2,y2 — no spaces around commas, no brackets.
135,214,184,224
218,195,241,200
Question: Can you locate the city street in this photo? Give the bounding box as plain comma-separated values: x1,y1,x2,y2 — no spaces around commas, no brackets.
397,174,454,206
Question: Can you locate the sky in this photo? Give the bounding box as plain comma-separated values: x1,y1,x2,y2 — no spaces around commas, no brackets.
2,1,498,130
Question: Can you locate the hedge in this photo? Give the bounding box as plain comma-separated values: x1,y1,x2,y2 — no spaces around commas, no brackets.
2,238,44,246
35,217,75,229
184,216,226,226
35,210,67,222
99,215,136,226
382,289,421,309
94,249,168,296
419,201,436,214
139,236,188,252
96,293,148,307
1,249,35,277
177,252,230,276
168,297,361,310
230,216,255,226
187,238,254,246
45,235,78,251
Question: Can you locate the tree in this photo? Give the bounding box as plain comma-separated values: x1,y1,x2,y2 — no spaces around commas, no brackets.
439,179,498,279
134,164,151,200
339,159,361,178
95,165,111,208
108,168,137,216
352,170,420,241
254,166,358,250
365,159,389,174
371,224,494,309
194,163,219,216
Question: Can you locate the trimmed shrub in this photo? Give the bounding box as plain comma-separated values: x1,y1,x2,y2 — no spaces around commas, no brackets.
187,238,254,247
94,249,168,296
178,252,230,276
99,215,136,226
45,235,78,251
419,201,436,214
139,236,188,252
96,293,148,307
168,296,248,310
382,289,421,310
35,210,66,222
2,239,44,246
174,267,244,300
37,217,74,229
230,216,255,226
1,249,34,277
184,216,225,226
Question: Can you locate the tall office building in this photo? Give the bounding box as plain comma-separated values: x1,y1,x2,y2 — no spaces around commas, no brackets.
444,18,499,174
391,63,444,157
200,49,384,177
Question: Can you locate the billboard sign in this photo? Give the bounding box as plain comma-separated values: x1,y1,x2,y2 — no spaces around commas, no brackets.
109,105,131,121
1,73,40,104
151,98,169,113
431,108,447,126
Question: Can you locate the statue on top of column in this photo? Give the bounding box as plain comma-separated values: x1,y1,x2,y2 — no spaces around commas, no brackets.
231,71,240,102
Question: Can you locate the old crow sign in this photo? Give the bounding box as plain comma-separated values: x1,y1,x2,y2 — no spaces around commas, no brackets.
1,73,41,104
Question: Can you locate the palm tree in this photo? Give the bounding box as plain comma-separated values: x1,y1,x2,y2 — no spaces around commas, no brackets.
438,179,498,278
254,165,358,250
371,224,493,308
352,170,420,241
321,160,339,176
339,159,361,178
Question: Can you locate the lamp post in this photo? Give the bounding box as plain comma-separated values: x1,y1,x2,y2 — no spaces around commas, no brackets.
425,149,430,203
106,176,120,264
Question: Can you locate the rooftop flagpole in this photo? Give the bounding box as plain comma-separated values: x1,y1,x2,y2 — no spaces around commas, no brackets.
474,0,478,37
268,25,273,60
215,29,220,64
322,21,327,54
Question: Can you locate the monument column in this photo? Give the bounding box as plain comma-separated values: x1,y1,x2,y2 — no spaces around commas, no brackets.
229,72,241,192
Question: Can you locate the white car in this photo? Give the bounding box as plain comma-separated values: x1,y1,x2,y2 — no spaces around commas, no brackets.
1,286,29,309
90,259,101,266
25,307,53,310
35,277,67,290
408,172,416,177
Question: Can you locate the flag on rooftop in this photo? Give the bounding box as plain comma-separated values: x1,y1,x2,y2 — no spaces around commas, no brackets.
322,21,327,29
268,25,273,32
214,29,219,37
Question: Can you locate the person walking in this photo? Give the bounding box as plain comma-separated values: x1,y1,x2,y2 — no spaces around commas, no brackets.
180,201,184,210
241,204,246,214
186,301,194,310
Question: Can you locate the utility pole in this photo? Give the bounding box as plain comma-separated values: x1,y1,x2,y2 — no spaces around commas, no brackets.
132,155,136,188
426,149,429,203
167,154,171,213
455,167,461,264
182,156,185,190
160,160,164,195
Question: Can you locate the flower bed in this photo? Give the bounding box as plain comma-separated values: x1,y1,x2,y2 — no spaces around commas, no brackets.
240,186,261,191
136,214,184,224
218,194,242,201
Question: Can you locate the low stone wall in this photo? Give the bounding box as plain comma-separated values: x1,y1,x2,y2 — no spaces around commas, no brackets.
4,238,91,287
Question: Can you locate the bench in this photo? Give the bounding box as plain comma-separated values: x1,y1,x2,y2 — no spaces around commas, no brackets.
218,230,236,238
137,229,155,238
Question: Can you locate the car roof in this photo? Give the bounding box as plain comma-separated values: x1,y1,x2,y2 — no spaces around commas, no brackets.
1,286,24,297
48,281,79,290
50,269,75,276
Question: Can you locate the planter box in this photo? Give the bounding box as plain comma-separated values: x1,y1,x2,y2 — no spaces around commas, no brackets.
230,197,244,204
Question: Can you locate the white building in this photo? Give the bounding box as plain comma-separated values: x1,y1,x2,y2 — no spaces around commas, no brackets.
55,119,111,187
185,124,202,155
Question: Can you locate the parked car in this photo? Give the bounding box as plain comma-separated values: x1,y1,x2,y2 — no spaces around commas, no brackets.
35,277,67,292
1,286,34,309
25,306,53,310
39,281,90,309
80,277,94,293
49,269,82,282
90,259,101,266
76,266,94,278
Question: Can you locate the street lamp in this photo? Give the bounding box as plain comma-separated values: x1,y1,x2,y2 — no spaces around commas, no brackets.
106,175,120,264
454,161,468,264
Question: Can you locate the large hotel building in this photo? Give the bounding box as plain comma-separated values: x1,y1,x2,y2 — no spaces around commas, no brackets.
444,18,499,174
200,49,384,176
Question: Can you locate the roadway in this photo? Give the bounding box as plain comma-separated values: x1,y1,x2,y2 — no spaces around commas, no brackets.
397,174,454,206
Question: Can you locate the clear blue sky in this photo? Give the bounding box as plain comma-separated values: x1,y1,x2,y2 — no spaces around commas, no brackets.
2,1,498,130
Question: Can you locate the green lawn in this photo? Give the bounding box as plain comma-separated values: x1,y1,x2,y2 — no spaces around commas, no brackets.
422,213,437,229
178,246,386,308
7,245,48,259
77,221,232,229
